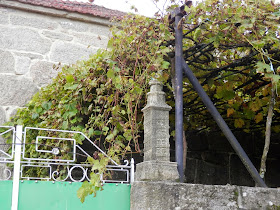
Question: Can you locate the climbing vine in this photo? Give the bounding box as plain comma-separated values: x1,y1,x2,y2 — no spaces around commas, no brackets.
7,14,172,201
5,0,280,201
177,0,280,180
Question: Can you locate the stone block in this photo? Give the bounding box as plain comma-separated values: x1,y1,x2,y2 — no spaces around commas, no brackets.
50,40,97,64
186,131,209,151
42,30,73,41
0,164,10,180
131,181,179,210
59,20,90,32
15,56,31,75
234,132,255,156
73,32,108,48
155,138,170,147
208,132,234,153
131,182,239,210
0,8,9,25
144,118,169,128
0,106,6,125
30,61,58,87
201,151,229,166
187,151,203,160
264,159,280,188
135,161,179,181
239,186,280,209
253,137,267,157
185,158,197,183
14,52,44,60
10,14,58,30
268,141,280,159
229,154,257,187
207,131,255,155
144,129,169,142
131,181,280,210
89,25,110,37
196,158,229,185
144,109,169,120
0,27,51,54
0,75,38,106
0,50,15,73
177,184,239,210
144,147,170,162
4,106,19,121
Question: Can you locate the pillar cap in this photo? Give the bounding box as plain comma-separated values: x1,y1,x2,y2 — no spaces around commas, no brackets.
142,79,171,112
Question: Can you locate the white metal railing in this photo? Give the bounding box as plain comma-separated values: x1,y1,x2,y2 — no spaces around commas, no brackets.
0,126,134,183
0,125,134,210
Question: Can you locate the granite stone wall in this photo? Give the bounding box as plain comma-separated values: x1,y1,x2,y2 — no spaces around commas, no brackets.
131,181,280,210
184,131,280,188
0,1,110,124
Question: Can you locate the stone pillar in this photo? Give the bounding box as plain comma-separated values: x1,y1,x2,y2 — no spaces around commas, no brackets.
135,79,179,181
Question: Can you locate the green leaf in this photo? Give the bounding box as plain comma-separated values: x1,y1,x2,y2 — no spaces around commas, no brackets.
77,181,94,203
131,87,142,94
193,28,202,40
244,108,255,120
107,38,113,49
35,107,43,114
31,113,39,119
93,130,102,135
161,61,170,69
268,74,280,85
61,120,68,130
107,69,115,79
91,159,103,172
256,61,271,73
64,83,78,90
87,156,94,164
88,128,94,136
42,101,52,110
102,127,109,132
66,75,75,83
125,145,131,151
106,133,114,140
215,87,235,100
90,173,100,186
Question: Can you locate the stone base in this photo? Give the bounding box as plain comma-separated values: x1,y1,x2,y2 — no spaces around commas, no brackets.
131,181,280,210
135,161,179,181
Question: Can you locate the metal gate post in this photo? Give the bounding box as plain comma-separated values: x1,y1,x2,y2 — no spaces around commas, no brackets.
174,6,184,182
130,158,134,183
11,125,22,210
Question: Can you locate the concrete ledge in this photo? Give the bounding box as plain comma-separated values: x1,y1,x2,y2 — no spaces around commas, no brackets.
131,181,280,210
135,161,179,181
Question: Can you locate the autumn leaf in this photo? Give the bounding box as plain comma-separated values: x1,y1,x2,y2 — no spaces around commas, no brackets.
262,87,269,96
227,108,235,117
255,113,263,123
234,119,245,128
249,100,262,112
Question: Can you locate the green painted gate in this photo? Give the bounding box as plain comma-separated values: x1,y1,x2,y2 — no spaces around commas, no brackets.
0,126,133,210
0,181,130,210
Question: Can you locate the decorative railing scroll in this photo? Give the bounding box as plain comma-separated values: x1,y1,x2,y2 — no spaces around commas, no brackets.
0,126,15,180
0,126,134,184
